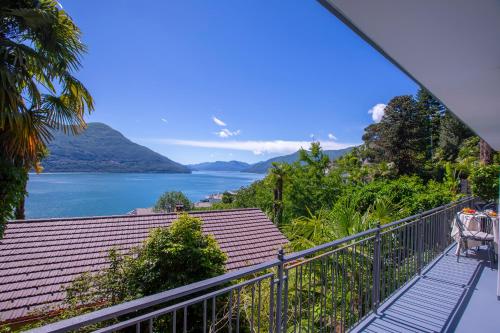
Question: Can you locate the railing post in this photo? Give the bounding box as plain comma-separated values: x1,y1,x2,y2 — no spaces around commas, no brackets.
417,212,424,275
275,248,285,333
372,222,381,314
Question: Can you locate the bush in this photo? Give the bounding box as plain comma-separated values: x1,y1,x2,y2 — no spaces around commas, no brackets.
154,191,193,212
0,158,27,237
20,214,227,332
470,165,499,201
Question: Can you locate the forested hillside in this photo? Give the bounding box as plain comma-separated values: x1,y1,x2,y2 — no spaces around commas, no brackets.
42,123,190,173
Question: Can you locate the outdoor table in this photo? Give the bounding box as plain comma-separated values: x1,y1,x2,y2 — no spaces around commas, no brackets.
451,211,499,255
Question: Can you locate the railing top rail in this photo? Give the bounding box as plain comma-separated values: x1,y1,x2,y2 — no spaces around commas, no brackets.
284,196,471,262
26,258,280,333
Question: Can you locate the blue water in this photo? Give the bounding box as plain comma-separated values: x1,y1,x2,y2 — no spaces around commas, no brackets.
25,172,264,219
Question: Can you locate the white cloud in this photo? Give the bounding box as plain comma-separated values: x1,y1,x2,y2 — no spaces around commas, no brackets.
143,138,358,155
328,133,337,140
212,116,226,127
161,118,168,123
215,128,241,138
368,103,387,123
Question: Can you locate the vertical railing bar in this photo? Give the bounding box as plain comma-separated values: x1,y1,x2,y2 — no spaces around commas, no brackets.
228,289,233,333
212,297,216,333
283,269,289,333
293,266,299,333
257,281,262,333
372,223,381,315
203,299,207,333
173,310,177,333
236,287,241,333
298,265,303,333
276,249,285,333
269,276,275,333
183,306,187,333
341,249,346,333
307,261,312,333
329,254,334,333
364,241,370,316
319,257,325,333
380,234,386,303
349,244,355,328
136,322,140,333
322,257,328,332
311,260,316,333
332,251,338,333
149,318,153,333
358,241,363,319
250,284,255,333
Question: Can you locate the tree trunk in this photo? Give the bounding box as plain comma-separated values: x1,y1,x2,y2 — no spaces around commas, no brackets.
273,176,283,226
479,138,493,165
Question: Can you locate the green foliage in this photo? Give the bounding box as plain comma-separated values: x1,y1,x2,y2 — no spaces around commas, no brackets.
42,123,190,173
221,191,234,204
154,191,193,212
470,165,499,201
18,214,226,332
363,95,428,175
438,111,474,161
0,0,94,167
0,158,27,236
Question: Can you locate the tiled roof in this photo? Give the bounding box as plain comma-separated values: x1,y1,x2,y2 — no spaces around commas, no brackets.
0,209,288,324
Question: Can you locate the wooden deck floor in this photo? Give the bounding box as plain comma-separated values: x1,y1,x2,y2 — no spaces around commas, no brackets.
351,245,497,333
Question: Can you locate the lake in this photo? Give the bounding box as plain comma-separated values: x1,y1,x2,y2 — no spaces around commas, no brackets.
25,172,265,219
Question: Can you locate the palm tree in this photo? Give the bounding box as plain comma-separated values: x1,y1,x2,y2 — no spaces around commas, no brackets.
270,162,286,226
0,0,94,223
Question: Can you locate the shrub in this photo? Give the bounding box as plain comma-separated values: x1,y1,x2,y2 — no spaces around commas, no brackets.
470,165,499,201
20,214,226,332
0,158,27,237
154,191,193,212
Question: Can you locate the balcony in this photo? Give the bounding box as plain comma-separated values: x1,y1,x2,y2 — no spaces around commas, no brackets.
28,197,499,333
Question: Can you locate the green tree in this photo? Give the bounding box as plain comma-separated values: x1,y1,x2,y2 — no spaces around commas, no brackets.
364,95,427,175
0,0,94,229
470,165,499,201
270,163,286,226
154,191,193,212
221,191,234,204
416,88,445,158
285,142,341,219
438,111,473,161
26,214,227,332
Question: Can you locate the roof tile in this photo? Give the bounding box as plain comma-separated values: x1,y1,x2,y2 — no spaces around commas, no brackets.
0,208,287,323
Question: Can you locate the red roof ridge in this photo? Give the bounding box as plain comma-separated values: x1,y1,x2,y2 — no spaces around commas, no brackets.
7,207,263,224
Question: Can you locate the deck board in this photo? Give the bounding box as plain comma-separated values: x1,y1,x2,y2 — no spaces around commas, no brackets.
351,245,495,333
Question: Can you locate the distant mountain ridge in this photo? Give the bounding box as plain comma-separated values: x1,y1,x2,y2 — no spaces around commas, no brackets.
42,123,190,173
242,148,354,173
188,161,250,171
189,148,354,174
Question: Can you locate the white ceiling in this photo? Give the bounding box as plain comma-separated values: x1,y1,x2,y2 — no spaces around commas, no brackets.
321,0,500,150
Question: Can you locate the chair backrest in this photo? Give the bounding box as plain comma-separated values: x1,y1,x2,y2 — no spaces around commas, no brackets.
483,202,498,212
456,211,494,239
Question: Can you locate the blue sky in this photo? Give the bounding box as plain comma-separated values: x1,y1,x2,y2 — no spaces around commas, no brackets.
63,0,418,164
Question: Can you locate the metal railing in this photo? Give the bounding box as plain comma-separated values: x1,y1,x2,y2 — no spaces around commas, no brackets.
28,197,474,333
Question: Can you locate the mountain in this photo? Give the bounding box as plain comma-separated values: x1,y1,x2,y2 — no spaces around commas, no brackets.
42,123,190,173
188,161,250,171
243,148,354,174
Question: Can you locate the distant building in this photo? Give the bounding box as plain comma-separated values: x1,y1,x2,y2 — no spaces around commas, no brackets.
127,207,157,215
0,209,288,324
194,201,212,209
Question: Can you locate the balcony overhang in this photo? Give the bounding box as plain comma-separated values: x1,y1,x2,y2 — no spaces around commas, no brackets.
320,0,500,150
